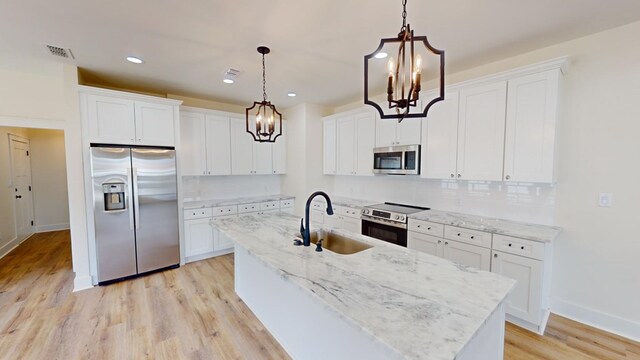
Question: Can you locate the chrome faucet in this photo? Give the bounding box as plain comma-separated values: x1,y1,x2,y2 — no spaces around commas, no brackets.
294,191,334,247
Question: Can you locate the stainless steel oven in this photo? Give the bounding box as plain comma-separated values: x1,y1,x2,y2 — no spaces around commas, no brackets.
373,145,420,175
360,203,429,247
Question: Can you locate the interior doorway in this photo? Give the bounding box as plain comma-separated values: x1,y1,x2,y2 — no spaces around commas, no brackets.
9,134,35,241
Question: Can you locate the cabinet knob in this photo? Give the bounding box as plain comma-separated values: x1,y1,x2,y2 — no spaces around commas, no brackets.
444,241,449,245
417,225,421,228
450,174,454,178
427,227,431,230
438,240,442,244
457,174,461,178
508,243,512,247
457,233,461,236
521,246,525,250
494,253,498,258
505,175,511,180
470,235,474,239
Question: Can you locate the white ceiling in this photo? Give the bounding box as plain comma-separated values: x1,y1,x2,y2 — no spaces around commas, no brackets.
2,0,640,108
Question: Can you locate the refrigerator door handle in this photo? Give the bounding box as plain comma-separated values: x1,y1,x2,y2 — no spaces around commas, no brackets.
127,167,135,230
132,166,141,230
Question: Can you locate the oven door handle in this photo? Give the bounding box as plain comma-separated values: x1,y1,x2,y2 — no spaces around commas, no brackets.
361,216,407,229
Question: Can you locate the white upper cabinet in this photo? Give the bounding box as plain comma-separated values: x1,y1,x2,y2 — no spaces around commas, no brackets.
87,95,136,144
253,141,274,175
355,112,375,176
180,112,208,176
375,116,421,147
333,111,375,176
503,70,560,183
134,101,175,146
205,114,232,175
336,116,356,175
421,91,460,179
456,81,507,181
323,118,337,175
231,118,256,175
84,89,179,147
272,121,287,174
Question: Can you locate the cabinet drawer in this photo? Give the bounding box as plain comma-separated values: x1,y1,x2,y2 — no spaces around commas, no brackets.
311,200,325,210
280,199,294,208
238,202,260,214
335,206,360,219
408,219,444,237
212,206,238,217
184,208,212,220
444,226,492,249
260,201,280,211
493,234,545,260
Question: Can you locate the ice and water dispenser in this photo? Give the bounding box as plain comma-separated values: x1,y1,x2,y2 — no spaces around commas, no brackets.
102,183,126,211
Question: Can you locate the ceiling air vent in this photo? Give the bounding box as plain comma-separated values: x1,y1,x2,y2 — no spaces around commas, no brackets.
45,45,75,59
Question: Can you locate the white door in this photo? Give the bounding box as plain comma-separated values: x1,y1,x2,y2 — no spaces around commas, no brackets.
134,101,175,146
336,116,356,175
443,240,491,271
422,91,459,179
87,94,136,144
355,112,375,176
230,119,255,175
457,82,507,181
272,121,287,174
323,118,337,174
205,114,232,175
10,136,34,240
375,117,398,147
504,70,560,183
179,112,207,176
184,218,214,258
396,117,421,145
407,232,443,257
491,251,543,324
253,142,273,174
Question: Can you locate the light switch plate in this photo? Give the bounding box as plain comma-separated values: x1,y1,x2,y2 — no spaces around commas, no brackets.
598,193,612,207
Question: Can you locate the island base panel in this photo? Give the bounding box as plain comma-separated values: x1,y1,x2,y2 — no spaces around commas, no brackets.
234,245,403,360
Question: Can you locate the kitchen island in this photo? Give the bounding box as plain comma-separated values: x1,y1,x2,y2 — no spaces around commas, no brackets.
215,213,515,360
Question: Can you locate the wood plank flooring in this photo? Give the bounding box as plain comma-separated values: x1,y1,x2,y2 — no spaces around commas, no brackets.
1,231,638,359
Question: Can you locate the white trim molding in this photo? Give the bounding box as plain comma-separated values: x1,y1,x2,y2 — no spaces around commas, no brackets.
35,223,70,233
0,115,65,130
552,299,640,342
0,234,33,260
73,274,94,292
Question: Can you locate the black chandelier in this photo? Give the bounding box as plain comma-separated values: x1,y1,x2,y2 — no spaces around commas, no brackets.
364,0,445,122
246,46,282,142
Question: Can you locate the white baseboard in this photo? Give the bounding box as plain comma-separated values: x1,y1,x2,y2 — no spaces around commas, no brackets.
552,298,640,341
73,273,94,292
35,223,70,233
0,233,33,260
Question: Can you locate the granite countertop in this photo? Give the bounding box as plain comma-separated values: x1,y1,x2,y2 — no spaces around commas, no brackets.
215,213,515,360
409,209,561,243
314,196,377,209
183,194,295,210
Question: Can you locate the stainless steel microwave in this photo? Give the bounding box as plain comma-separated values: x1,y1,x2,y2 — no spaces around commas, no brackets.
373,145,421,175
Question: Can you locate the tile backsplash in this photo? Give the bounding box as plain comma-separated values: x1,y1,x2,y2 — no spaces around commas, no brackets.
332,176,556,225
182,175,282,201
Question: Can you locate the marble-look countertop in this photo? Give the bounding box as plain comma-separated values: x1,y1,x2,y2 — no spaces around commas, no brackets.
183,194,295,210
314,196,377,209
410,209,561,243
216,213,515,360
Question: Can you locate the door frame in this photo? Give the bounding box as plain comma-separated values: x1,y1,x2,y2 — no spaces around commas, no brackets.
8,133,35,241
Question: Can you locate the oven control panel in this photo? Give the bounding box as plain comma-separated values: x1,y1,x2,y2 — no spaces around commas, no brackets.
361,208,406,224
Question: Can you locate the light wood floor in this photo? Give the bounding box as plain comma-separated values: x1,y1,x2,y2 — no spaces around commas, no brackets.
1,231,638,360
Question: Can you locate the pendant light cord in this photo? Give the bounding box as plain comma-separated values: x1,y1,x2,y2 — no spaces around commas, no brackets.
262,53,268,102
400,0,408,32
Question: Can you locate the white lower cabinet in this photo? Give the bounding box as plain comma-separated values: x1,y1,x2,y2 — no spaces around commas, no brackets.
443,240,491,271
407,232,443,257
491,251,542,324
184,218,214,257
212,215,236,252
341,216,361,234
307,202,362,233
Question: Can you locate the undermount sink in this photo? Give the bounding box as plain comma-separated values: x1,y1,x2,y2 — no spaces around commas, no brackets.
307,230,373,255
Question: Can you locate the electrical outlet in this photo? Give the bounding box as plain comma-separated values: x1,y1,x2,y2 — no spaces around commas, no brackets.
598,193,612,207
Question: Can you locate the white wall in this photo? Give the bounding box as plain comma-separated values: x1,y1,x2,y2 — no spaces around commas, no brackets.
182,175,282,201
28,128,69,232
0,127,29,255
331,21,640,340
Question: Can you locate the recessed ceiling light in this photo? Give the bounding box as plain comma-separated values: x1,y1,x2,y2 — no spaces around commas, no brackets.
374,52,388,59
287,92,297,97
126,56,144,64
223,78,235,84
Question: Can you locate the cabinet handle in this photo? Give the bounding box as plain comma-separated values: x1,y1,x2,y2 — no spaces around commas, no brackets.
208,171,211,175
417,225,421,228
505,175,511,180
457,174,461,178
438,240,442,244
427,227,431,230
470,236,474,239
508,243,512,247
450,174,454,178
494,253,498,258
520,246,525,250
444,241,449,245
457,233,461,236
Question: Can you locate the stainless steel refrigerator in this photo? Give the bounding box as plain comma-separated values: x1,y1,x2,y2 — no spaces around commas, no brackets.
90,146,179,284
